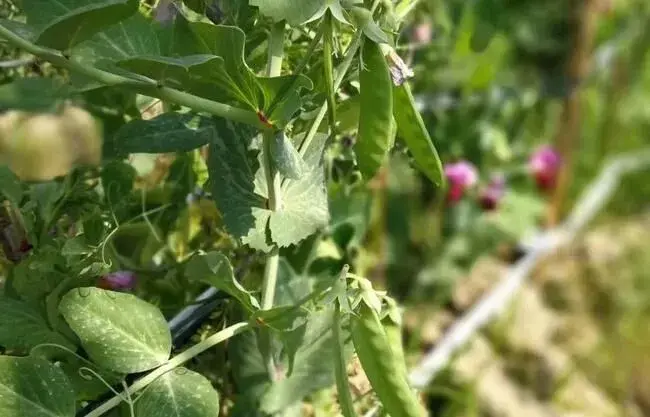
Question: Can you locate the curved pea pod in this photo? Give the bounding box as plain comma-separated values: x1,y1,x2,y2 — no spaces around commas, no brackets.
355,39,394,181
393,82,445,186
351,300,426,417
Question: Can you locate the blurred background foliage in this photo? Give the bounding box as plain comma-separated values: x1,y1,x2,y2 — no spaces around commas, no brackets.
1,0,650,415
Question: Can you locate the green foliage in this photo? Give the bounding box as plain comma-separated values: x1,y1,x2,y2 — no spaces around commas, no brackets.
0,356,76,417
59,288,172,373
134,368,221,417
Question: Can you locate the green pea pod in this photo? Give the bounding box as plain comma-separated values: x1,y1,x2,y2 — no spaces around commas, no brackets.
356,39,393,180
351,301,425,417
381,301,408,377
393,82,445,186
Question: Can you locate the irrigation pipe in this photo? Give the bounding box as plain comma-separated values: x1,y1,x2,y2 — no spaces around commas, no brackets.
408,149,650,390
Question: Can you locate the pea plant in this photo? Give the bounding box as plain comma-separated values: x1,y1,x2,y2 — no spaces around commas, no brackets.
0,0,443,416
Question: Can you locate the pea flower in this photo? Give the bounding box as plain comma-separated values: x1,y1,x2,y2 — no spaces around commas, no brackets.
380,44,414,86
479,174,506,211
412,21,432,44
153,0,178,26
529,145,561,191
99,271,137,291
444,161,478,204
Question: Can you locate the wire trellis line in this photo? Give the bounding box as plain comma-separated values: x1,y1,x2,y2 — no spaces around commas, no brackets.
408,149,650,390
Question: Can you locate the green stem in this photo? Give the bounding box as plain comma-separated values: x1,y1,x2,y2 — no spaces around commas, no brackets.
333,301,357,417
266,21,286,77
84,322,251,417
323,11,337,132
260,20,286,382
0,25,265,129
298,0,382,157
266,31,323,118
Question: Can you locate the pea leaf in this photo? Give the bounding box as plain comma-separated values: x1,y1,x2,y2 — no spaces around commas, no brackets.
134,368,220,417
260,307,338,414
71,13,159,66
250,0,349,25
59,287,172,373
0,295,73,351
119,21,312,127
270,132,306,180
31,345,123,402
110,112,214,154
356,39,393,180
22,0,140,50
393,83,444,186
207,120,329,252
185,251,261,313
0,356,75,417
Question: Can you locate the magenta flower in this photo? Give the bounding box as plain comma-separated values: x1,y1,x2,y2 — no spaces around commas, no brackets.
412,21,432,44
529,145,561,191
444,161,478,204
99,271,137,291
479,174,506,211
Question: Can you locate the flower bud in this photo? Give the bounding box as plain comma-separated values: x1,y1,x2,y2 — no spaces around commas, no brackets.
153,0,178,26
98,271,137,291
479,173,506,211
444,161,478,204
529,145,561,192
412,21,432,44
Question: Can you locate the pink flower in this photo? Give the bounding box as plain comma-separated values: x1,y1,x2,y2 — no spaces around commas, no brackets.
479,174,506,211
412,21,432,44
99,271,137,291
444,161,478,204
529,145,561,191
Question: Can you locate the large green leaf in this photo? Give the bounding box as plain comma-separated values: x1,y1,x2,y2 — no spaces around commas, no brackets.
0,295,73,351
0,356,75,417
31,345,123,402
249,0,349,25
207,120,330,252
185,251,260,313
260,308,338,414
123,20,311,126
110,112,213,154
134,368,220,417
59,287,171,373
393,83,444,186
22,0,139,50
71,13,159,66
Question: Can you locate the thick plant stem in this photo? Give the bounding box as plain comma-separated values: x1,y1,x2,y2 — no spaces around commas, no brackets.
260,20,286,381
84,322,251,417
267,21,286,77
0,25,265,129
